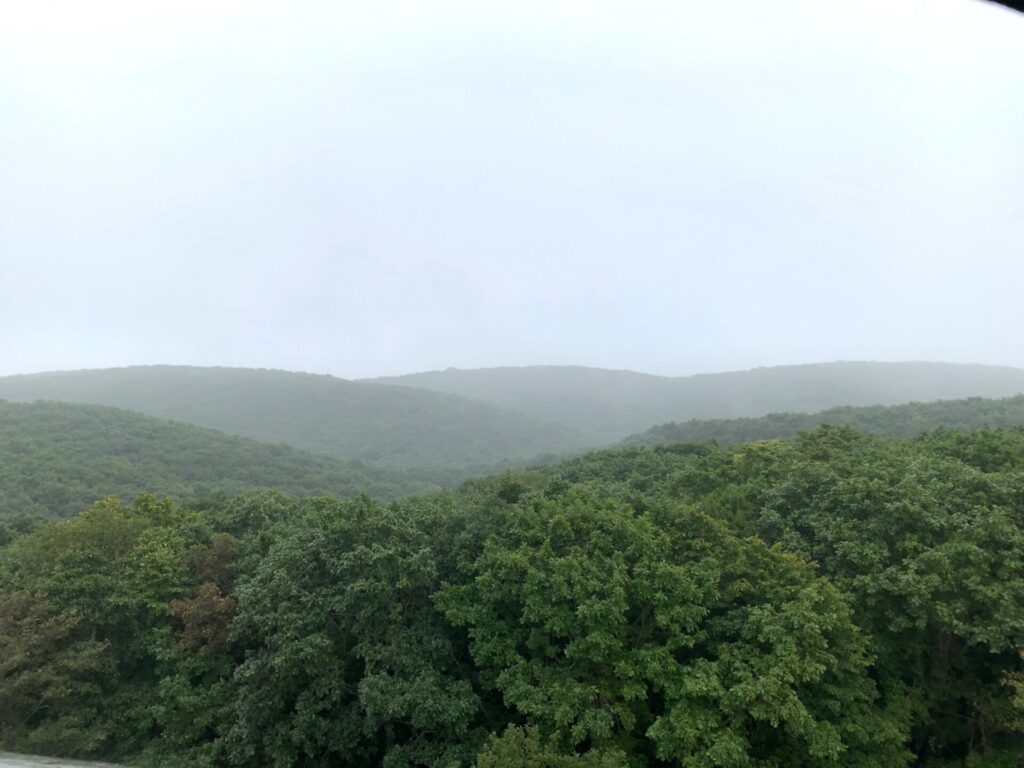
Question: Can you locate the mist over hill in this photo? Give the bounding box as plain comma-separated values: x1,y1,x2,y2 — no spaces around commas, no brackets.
370,361,1024,441
0,367,590,469
0,400,449,519
3,363,1023,476
622,394,1024,448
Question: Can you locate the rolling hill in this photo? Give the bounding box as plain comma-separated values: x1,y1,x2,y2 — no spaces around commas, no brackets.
0,399,459,519
0,366,590,469
621,394,1024,447
370,361,1024,442
5,363,1023,477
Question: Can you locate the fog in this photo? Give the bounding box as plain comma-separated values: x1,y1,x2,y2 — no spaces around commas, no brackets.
1,0,1022,378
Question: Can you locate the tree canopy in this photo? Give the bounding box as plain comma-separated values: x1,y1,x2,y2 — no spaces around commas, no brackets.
2,426,1024,766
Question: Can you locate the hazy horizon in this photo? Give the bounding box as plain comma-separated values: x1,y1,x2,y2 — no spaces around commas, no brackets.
4,358,1024,384
3,0,1022,379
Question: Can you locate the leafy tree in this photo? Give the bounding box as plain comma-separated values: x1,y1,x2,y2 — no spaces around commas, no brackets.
225,496,483,767
0,496,198,757
0,591,111,755
755,428,1024,764
440,490,908,766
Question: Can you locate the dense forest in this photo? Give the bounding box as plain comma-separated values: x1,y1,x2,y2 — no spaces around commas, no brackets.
624,394,1024,447
3,424,1024,766
0,368,589,469
0,400,460,520
371,362,1024,441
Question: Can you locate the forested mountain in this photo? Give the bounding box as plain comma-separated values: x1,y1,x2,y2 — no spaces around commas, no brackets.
4,425,1024,766
0,367,589,469
624,394,1024,447
6,364,1021,474
0,400,448,519
370,361,1024,441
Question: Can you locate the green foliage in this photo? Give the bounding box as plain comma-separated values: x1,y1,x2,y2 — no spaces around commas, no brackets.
224,496,483,767
440,491,905,766
0,400,447,518
495,472,528,504
0,591,111,755
475,726,624,767
535,427,1024,765
0,496,200,757
755,428,1024,763
3,425,1024,766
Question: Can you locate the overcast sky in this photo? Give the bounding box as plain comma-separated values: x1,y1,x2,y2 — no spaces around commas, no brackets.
1,0,1022,378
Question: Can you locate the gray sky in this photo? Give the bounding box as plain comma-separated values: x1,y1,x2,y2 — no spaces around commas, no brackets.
1,0,1022,379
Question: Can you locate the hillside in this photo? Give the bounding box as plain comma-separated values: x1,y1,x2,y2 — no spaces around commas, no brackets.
370,361,1024,441
623,394,1024,447
0,367,590,469
0,399,449,519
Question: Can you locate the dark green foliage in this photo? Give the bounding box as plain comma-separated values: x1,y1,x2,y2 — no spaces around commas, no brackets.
0,366,589,469
225,496,483,767
475,726,625,767
0,591,111,755
755,428,1024,764
624,395,1024,447
495,472,528,504
0,400,448,518
3,425,1024,766
0,496,201,757
439,491,907,766
536,427,1024,765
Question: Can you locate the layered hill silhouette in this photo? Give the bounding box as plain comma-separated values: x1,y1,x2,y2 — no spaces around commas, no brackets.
3,363,1023,479
371,361,1024,442
622,394,1024,448
0,366,589,469
0,399,449,519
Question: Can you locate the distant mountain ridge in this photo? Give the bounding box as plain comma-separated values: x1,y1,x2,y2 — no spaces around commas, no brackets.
369,361,1024,441
0,366,589,469
621,394,1024,448
3,363,1023,477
